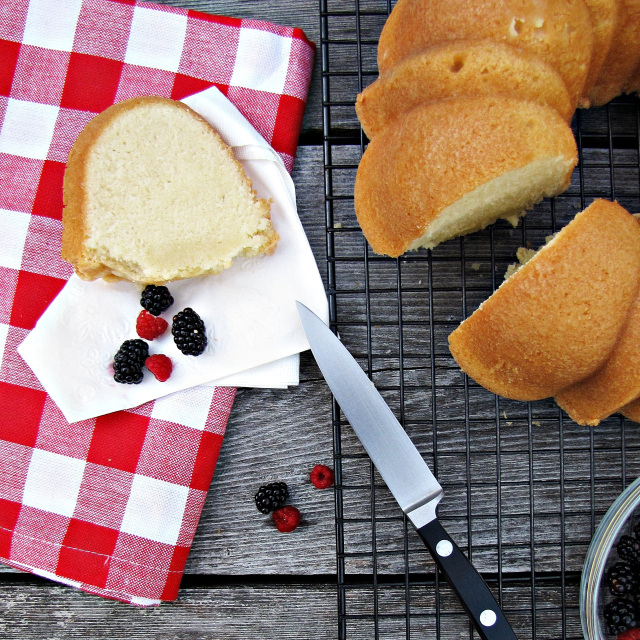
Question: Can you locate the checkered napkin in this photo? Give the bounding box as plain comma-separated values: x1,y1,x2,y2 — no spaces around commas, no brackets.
0,0,315,605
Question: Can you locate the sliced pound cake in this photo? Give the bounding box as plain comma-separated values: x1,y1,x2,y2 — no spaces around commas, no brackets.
62,96,278,284
376,0,594,110
448,199,640,401
353,96,577,257
356,40,574,140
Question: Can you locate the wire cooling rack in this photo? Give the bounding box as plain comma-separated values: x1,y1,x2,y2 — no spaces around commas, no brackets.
320,1,640,638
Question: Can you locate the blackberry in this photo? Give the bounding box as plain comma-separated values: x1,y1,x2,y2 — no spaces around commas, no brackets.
254,482,289,514
634,521,640,540
604,598,639,635
140,285,174,316
618,535,640,568
172,308,207,355
607,562,640,597
113,339,149,384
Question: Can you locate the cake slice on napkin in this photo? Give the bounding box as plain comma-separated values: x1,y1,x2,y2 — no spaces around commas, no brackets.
62,96,278,285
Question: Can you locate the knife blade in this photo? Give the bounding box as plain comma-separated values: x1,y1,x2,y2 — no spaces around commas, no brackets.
297,302,518,640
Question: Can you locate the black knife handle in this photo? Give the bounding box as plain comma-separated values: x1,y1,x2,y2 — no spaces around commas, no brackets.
417,518,518,640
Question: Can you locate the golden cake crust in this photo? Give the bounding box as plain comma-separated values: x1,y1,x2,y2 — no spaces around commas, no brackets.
356,40,574,139
448,199,640,401
353,96,577,257
555,287,640,425
589,0,640,105
579,0,619,105
376,0,594,109
620,396,640,422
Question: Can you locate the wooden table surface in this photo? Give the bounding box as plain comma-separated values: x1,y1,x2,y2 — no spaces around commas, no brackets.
4,1,640,638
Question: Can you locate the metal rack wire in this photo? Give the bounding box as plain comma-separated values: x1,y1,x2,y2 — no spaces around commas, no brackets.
320,1,640,638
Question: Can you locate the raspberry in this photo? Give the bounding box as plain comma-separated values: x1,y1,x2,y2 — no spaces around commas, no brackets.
140,285,174,316
113,339,148,384
136,310,168,340
619,629,640,640
604,599,639,635
310,464,334,489
254,482,289,514
145,354,172,382
272,505,301,533
172,307,207,355
608,562,640,597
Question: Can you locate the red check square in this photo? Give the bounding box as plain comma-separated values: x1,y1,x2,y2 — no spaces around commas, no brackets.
0,382,46,447
170,74,215,100
189,431,223,490
9,270,66,330
87,412,149,473
56,545,110,587
62,518,119,555
0,498,22,531
160,566,183,600
0,499,21,558
32,160,65,220
271,94,305,158
60,53,124,113
0,40,20,97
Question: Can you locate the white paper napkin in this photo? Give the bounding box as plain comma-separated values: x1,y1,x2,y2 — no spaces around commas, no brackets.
18,86,328,423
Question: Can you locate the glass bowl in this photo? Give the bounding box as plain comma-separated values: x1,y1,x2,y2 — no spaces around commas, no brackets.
581,475,640,639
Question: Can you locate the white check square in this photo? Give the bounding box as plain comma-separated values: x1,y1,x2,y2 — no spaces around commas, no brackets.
120,474,189,545
0,99,59,160
230,29,292,93
151,386,215,431
0,208,30,269
22,449,86,517
124,6,188,73
22,0,83,52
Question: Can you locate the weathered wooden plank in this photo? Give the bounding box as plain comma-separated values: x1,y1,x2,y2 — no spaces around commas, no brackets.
185,377,337,575
0,580,338,640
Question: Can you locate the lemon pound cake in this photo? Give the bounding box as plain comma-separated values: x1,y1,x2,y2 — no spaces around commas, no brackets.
62,96,278,284
555,290,640,426
356,40,574,139
589,0,640,106
448,199,640,401
376,0,594,110
620,397,640,423
353,96,577,257
579,0,619,105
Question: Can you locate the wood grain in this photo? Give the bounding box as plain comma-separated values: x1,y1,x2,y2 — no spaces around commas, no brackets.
5,1,640,639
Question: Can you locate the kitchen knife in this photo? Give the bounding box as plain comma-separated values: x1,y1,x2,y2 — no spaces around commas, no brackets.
297,302,518,640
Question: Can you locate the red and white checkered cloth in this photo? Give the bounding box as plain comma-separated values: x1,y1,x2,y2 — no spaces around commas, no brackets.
0,0,314,605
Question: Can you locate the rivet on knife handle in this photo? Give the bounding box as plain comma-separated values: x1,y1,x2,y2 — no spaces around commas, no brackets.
417,518,518,640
